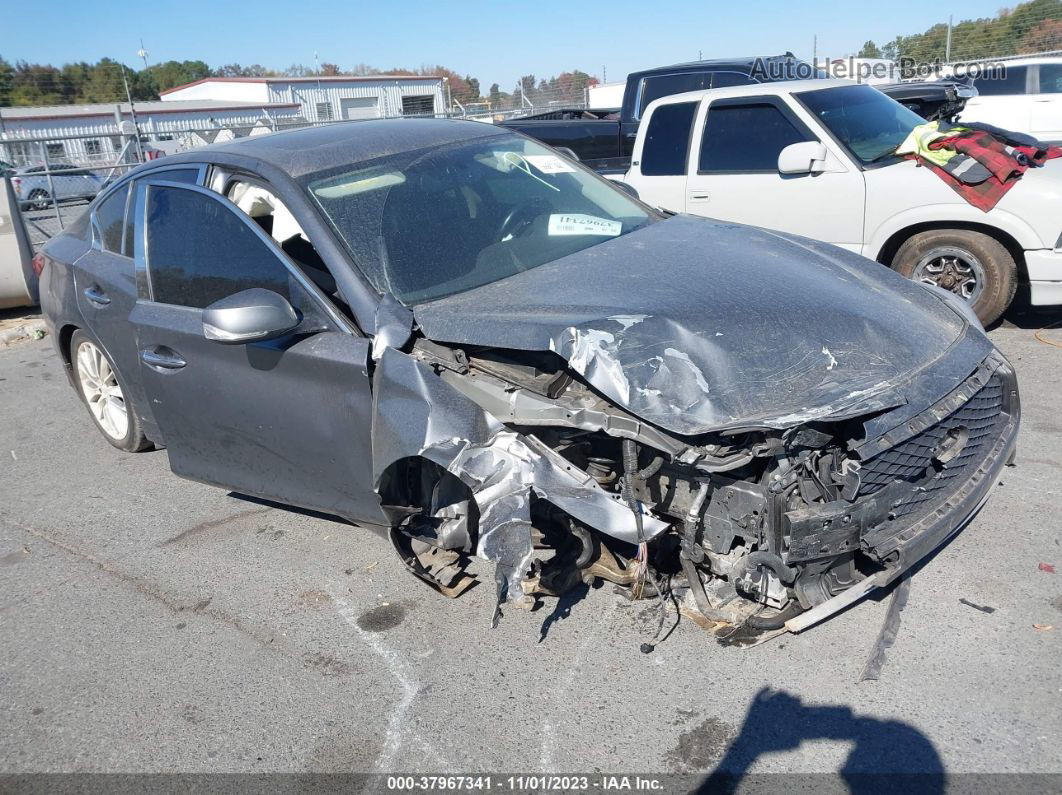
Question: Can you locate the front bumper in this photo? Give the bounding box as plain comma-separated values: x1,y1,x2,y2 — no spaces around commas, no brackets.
786,354,1020,632
1025,249,1062,306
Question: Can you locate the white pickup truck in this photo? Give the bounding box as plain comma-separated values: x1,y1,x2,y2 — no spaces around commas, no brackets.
618,78,1062,325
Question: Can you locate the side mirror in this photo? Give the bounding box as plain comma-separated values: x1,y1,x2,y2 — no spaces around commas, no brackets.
778,141,828,175
611,180,640,200
202,288,299,344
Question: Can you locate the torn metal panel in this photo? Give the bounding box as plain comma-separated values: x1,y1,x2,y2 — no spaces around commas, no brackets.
413,215,975,435
371,348,667,619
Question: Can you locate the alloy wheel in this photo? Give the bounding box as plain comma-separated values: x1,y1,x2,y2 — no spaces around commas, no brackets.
76,341,129,440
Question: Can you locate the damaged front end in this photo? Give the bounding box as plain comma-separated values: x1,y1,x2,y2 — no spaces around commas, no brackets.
370,322,1020,634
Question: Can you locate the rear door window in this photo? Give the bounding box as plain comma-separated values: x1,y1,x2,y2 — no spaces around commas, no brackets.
699,102,811,173
94,185,130,255
1037,64,1062,94
640,101,697,176
638,73,711,118
145,184,293,308
972,65,1028,96
711,71,755,88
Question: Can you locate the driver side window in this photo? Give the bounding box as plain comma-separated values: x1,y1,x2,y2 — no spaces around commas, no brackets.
145,184,293,308
698,102,811,173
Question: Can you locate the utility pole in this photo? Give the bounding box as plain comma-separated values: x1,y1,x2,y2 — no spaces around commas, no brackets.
120,65,145,162
137,39,150,71
813,34,818,71
945,15,953,63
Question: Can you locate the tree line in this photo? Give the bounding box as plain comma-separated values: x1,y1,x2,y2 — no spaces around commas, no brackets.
856,0,1061,64
0,55,598,109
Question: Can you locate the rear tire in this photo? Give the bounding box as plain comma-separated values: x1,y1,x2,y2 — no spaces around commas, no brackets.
70,330,151,452
27,189,50,211
891,229,1016,326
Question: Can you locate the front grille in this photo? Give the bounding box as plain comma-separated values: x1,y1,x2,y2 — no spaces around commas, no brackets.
857,374,1006,522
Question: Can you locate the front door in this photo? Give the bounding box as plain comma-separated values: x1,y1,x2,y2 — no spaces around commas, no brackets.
127,179,386,526
683,97,866,251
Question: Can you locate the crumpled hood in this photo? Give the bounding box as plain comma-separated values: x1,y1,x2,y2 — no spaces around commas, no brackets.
414,215,968,436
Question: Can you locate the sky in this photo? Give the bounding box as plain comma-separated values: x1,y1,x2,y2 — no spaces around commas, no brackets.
3,0,1015,89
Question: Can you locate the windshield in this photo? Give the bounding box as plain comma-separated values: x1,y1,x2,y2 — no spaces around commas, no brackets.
302,133,655,304
795,84,926,164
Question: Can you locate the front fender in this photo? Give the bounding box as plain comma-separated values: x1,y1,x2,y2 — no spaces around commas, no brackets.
866,203,1045,260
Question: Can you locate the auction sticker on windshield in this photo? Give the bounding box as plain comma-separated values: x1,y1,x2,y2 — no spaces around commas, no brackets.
523,154,577,174
548,214,623,236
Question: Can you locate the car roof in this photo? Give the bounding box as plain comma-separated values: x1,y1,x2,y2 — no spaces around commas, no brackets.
627,53,800,80
994,56,1062,66
644,77,858,110
166,117,510,178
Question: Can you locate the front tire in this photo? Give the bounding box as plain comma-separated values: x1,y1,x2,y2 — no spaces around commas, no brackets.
891,229,1016,326
71,330,150,452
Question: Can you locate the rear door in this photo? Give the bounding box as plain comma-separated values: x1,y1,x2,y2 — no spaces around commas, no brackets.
126,178,385,525
683,96,865,250
627,100,698,211
1031,63,1062,142
73,167,204,433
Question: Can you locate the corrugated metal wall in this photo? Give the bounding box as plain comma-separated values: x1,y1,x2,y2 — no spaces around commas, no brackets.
267,79,445,121
0,108,303,166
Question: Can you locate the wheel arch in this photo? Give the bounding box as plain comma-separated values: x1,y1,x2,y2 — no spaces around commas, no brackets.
57,323,79,371
873,221,1029,284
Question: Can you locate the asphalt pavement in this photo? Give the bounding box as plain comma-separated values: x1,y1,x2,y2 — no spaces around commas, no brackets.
1,308,1060,783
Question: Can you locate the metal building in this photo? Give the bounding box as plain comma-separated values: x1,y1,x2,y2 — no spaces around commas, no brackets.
159,75,447,121
0,100,303,167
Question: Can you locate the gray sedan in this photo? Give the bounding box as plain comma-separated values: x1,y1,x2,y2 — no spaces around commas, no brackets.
37,119,1019,636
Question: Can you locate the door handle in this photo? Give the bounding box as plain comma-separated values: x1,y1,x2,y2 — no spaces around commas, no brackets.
83,285,111,306
140,347,187,370
687,189,710,202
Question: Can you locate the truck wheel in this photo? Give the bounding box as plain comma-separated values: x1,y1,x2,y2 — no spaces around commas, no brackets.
891,229,1016,326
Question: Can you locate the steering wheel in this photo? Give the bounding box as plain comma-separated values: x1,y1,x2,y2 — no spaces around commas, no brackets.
497,199,549,241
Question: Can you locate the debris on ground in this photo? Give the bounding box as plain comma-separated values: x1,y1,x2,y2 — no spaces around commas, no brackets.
1039,562,1056,574
859,575,912,682
1032,623,1054,632
959,598,996,614
0,313,47,349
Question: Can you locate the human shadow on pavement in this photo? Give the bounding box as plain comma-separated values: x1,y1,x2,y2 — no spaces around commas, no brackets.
698,687,945,794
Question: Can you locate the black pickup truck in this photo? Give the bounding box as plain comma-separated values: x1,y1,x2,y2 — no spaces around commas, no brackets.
501,53,817,171
502,56,975,171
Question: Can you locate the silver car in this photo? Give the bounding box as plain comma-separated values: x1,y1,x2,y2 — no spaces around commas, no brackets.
12,164,103,211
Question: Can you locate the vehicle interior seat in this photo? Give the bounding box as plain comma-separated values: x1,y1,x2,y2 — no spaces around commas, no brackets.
227,181,341,300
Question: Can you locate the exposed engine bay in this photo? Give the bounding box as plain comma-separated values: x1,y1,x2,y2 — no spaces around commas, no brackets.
371,331,1019,638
